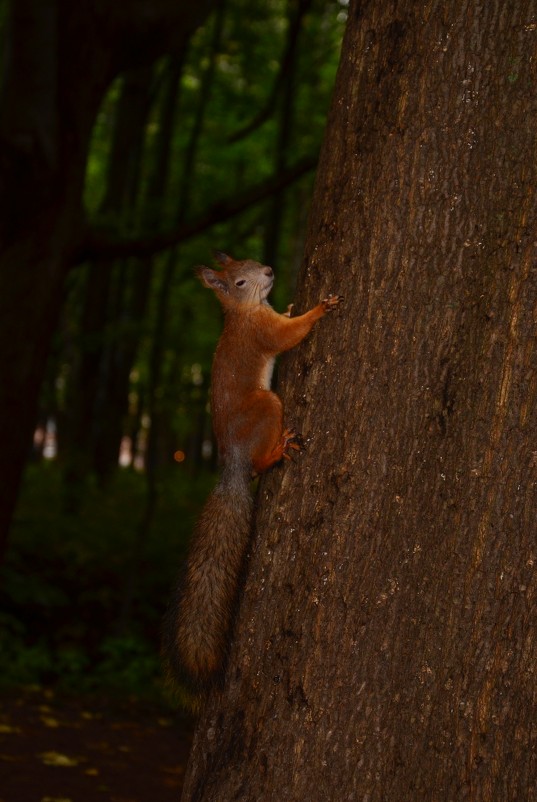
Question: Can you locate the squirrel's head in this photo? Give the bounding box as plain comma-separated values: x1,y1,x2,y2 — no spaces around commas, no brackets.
196,252,274,308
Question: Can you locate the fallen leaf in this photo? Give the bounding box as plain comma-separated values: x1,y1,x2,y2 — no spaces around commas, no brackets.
41,798,72,802
40,716,61,728
38,751,82,767
0,724,22,734
81,711,101,720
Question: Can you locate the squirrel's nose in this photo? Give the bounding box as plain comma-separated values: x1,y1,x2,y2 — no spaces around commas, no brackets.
264,267,274,278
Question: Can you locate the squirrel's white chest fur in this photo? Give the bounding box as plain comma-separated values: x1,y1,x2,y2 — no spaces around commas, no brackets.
259,356,275,390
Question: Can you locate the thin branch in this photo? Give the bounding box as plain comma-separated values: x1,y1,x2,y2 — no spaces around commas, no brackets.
227,0,313,144
78,155,318,263
176,1,225,212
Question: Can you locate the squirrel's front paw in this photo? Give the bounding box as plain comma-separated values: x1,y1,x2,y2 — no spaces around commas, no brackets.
321,294,343,312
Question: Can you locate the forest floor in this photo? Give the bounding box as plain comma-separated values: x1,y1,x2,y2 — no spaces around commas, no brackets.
0,687,193,802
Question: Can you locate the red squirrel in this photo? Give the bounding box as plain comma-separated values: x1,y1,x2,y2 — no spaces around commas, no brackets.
164,252,342,686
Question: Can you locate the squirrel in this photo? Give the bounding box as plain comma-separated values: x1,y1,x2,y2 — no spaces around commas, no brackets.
163,251,342,687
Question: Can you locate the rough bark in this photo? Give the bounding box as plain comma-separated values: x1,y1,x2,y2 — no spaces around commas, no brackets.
0,0,214,557
181,1,537,800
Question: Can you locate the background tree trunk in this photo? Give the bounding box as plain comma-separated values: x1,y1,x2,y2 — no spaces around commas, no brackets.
181,1,537,800
0,0,214,559
262,0,311,268
63,66,154,506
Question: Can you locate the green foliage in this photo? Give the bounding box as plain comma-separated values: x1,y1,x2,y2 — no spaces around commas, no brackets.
93,635,160,694
0,463,213,699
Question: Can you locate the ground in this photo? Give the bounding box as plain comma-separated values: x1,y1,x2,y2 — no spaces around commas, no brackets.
0,688,193,802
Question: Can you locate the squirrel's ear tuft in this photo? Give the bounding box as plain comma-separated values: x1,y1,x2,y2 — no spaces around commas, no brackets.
212,250,234,266
196,266,229,294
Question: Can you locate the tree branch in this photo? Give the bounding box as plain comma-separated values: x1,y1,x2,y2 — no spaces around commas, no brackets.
100,0,216,75
227,0,313,144
78,155,318,263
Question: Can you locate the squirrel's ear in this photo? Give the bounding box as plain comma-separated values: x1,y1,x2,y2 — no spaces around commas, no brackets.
196,266,229,294
212,250,234,267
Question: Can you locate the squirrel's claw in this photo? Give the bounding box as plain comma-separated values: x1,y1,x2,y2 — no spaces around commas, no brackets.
321,294,343,312
283,303,294,318
282,428,304,454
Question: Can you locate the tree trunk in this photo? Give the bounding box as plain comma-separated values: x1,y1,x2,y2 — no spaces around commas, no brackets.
180,1,537,800
90,66,156,484
0,0,214,559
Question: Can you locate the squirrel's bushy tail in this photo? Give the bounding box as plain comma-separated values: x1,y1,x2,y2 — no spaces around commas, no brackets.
163,455,253,686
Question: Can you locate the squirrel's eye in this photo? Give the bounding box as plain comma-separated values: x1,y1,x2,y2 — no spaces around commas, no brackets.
235,279,246,287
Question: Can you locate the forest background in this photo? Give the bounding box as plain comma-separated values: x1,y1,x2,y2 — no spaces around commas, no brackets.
3,1,537,799
0,0,347,700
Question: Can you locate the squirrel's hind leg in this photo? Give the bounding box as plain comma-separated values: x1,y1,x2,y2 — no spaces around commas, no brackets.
237,391,299,475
